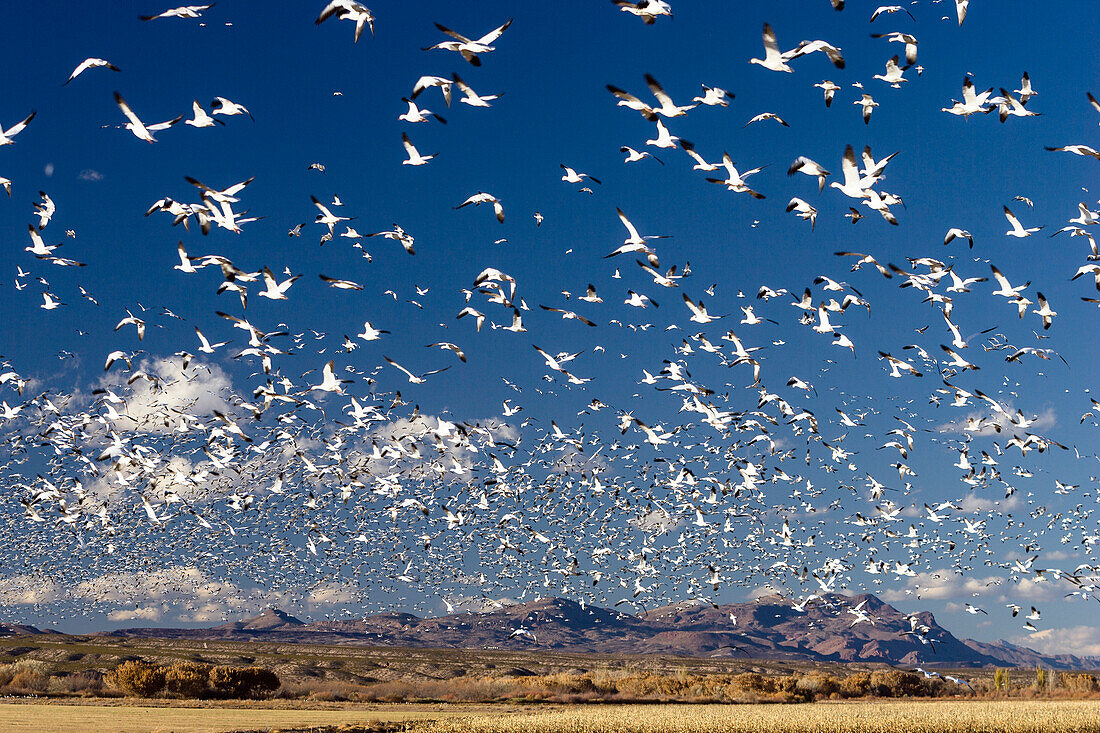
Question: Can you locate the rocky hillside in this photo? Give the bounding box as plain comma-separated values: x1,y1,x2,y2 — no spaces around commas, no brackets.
8,594,1098,670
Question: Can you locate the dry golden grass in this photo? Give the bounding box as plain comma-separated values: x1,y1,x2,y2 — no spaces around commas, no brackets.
409,700,1100,733
0,700,495,733
4,700,1100,733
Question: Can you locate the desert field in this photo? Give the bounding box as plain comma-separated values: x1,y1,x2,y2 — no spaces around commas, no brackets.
3,700,1100,733
408,701,1100,733
0,699,503,733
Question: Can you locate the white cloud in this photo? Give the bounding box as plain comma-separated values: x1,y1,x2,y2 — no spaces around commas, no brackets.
101,357,235,434
0,575,64,605
878,570,1005,602
958,493,1021,513
307,583,356,606
175,603,236,624
72,566,239,605
748,584,784,600
78,169,104,182
108,606,162,622
1011,625,1100,657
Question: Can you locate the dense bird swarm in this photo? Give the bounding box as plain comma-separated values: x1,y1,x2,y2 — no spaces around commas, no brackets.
0,1,1097,652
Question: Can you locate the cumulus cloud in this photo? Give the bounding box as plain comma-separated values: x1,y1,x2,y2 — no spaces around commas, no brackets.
101,356,236,433
878,570,1005,602
0,564,361,626
958,493,1021,513
0,575,65,605
78,169,104,182
365,413,519,479
1011,625,1100,657
108,606,162,622
175,603,237,624
307,583,357,606
72,566,241,605
748,584,784,600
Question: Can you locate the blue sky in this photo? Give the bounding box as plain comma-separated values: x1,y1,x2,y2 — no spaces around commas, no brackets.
0,1,1098,655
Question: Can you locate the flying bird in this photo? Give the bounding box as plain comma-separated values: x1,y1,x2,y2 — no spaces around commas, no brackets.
425,18,513,66
64,58,120,85
0,111,36,146
401,133,436,166
315,0,375,42
455,192,504,223
139,4,214,21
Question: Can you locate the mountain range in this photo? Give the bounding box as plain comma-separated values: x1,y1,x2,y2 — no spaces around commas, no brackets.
5,594,1097,670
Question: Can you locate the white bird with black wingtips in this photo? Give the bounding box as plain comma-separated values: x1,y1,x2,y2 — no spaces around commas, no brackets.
1004,205,1042,237
401,133,436,166
64,58,119,85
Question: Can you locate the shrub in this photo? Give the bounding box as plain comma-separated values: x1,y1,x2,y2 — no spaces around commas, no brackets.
48,670,105,696
9,669,50,694
796,674,839,699
164,662,212,698
869,670,925,698
1060,673,1098,694
840,672,871,698
0,660,51,695
209,665,280,699
732,672,769,693
108,660,167,697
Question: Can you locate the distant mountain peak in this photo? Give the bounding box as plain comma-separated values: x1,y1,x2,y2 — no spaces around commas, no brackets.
31,594,1099,670
214,607,304,631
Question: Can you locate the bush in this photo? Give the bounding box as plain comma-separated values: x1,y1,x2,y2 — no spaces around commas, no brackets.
869,670,925,698
48,670,104,696
796,674,839,699
1060,673,1098,694
209,665,280,699
0,660,51,695
731,672,769,693
164,662,212,698
840,672,871,698
108,660,167,697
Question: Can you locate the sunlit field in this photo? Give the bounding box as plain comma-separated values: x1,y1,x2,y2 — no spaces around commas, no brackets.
0,700,496,733
4,700,1100,733
409,701,1100,733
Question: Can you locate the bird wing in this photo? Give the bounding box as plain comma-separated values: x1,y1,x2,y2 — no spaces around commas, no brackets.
114,93,150,139
434,22,473,44
476,18,513,44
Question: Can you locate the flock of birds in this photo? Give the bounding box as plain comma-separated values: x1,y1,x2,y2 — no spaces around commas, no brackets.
1,1,1099,660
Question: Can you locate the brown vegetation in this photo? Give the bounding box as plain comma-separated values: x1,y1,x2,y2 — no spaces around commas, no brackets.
0,658,280,699
1,635,1098,705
